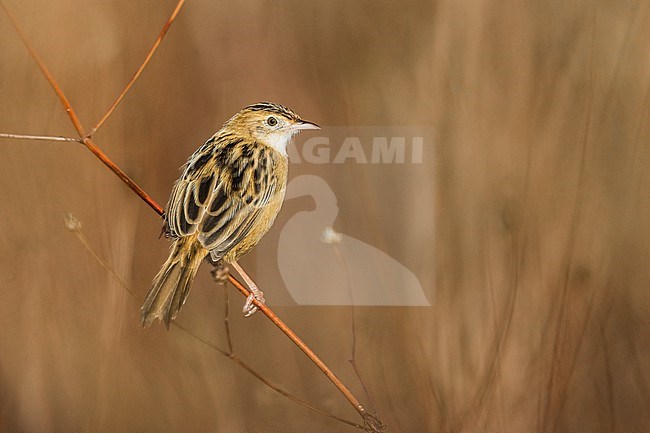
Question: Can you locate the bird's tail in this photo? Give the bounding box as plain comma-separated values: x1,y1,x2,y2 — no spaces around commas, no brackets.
141,238,208,329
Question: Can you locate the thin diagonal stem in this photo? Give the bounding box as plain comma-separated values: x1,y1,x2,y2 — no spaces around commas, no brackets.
227,351,363,429
81,137,163,215
1,0,86,136
90,0,186,135
226,272,368,418
65,213,138,298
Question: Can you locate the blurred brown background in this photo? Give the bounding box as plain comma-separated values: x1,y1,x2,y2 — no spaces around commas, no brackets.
1,0,649,431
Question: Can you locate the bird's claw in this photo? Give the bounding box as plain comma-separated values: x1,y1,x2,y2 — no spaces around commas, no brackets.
243,288,265,317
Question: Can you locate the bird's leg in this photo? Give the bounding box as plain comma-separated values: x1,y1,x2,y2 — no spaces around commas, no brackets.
230,260,265,317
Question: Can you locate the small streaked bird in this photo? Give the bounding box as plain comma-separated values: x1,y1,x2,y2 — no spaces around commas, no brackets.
141,102,319,328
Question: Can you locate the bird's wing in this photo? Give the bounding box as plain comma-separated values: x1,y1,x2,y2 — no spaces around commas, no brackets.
164,140,281,259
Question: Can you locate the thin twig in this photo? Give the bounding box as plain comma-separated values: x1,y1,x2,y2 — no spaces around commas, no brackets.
64,213,137,298
212,264,235,355
81,137,163,215
227,351,365,430
208,268,362,428
333,243,378,414
89,0,186,136
0,0,86,136
0,132,79,142
227,275,375,423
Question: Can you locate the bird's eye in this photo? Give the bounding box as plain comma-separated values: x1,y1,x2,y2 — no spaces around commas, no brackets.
266,116,278,127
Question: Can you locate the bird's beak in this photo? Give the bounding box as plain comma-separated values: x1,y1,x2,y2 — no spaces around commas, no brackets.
291,120,320,131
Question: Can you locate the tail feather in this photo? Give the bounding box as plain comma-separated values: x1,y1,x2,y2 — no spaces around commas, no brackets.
141,238,208,329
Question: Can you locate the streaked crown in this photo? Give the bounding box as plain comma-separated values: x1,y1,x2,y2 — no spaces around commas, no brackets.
243,102,302,121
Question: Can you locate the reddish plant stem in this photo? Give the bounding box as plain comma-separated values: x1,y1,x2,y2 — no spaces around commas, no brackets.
81,137,163,215
227,275,367,418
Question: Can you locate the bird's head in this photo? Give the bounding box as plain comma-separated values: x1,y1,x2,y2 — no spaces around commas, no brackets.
223,102,319,155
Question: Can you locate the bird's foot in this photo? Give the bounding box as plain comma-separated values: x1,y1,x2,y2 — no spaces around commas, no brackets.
243,287,265,317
